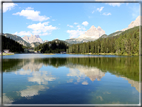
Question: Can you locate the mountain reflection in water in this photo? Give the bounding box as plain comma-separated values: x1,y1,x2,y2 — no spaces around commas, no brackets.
3,57,140,104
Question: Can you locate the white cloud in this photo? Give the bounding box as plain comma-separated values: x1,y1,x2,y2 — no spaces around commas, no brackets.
2,93,13,104
14,31,32,36
13,9,49,21
67,30,85,38
67,24,73,28
28,71,56,85
82,81,88,85
16,70,32,75
103,13,111,16
67,69,86,77
74,22,78,25
67,22,86,38
14,22,56,36
26,7,34,10
20,85,47,98
97,7,104,12
3,3,17,13
28,22,57,33
106,3,121,7
82,21,89,26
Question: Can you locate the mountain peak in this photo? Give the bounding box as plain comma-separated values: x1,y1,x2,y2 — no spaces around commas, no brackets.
122,16,141,31
97,26,101,28
79,25,105,39
90,25,96,29
23,35,43,43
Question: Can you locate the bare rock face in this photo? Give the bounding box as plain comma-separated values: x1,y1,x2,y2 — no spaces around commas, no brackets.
122,16,141,31
23,35,43,43
78,25,105,39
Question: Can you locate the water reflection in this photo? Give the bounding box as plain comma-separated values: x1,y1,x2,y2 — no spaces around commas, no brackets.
20,85,48,98
122,77,140,92
68,65,105,81
28,71,56,85
22,59,43,71
3,93,13,104
3,56,140,104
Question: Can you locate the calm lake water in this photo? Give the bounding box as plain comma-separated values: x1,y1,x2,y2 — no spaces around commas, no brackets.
2,54,140,105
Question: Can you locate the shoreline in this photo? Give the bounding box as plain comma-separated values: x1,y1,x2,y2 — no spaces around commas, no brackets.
1,53,15,56
1,52,139,56
67,53,139,56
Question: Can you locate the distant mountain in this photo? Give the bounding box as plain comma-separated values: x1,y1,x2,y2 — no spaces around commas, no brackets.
23,35,43,43
3,33,31,47
79,25,105,39
65,38,84,44
122,16,141,31
65,38,94,44
65,25,105,44
99,31,122,39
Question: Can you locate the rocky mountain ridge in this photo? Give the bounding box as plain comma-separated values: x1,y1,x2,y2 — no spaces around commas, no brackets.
23,35,43,43
122,16,141,31
65,25,105,44
79,25,105,39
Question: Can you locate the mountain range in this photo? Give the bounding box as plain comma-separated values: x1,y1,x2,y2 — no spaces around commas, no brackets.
3,16,141,47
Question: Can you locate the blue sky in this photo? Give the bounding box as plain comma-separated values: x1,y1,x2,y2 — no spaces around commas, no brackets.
3,2,140,41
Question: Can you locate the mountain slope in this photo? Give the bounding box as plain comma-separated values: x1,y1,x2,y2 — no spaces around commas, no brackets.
34,39,68,53
67,26,139,55
3,33,31,47
79,25,105,39
23,35,43,43
122,16,141,31
99,34,108,39
30,42,41,48
108,31,122,37
65,25,105,44
2,35,24,52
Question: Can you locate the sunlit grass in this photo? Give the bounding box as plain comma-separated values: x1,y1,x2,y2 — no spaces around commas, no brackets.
2,53,14,56
43,53,55,55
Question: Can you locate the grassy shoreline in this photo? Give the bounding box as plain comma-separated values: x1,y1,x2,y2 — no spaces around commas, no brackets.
1,53,15,56
43,53,55,55
67,53,139,56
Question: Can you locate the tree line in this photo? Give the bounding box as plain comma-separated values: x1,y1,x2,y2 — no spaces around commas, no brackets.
2,36,24,53
66,26,139,55
34,40,68,53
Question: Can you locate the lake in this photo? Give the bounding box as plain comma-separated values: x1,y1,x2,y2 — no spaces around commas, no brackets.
2,54,140,105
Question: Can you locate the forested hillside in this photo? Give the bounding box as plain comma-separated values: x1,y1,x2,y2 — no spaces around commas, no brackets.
67,26,139,55
2,36,24,52
4,33,31,47
34,39,68,53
